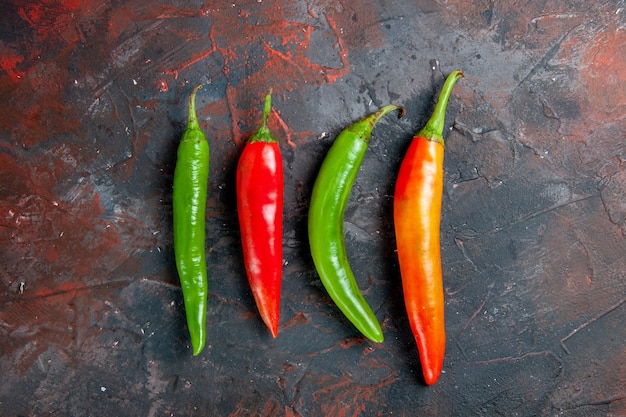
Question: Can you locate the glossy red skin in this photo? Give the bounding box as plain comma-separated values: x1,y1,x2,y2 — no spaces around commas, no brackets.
394,136,445,386
236,141,283,337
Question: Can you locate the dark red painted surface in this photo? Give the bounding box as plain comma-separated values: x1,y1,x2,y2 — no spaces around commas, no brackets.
1,1,625,416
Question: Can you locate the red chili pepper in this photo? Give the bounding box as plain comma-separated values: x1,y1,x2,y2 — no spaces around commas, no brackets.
236,89,283,337
394,70,463,385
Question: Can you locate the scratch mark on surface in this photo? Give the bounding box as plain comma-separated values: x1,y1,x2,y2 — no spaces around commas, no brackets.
560,295,626,354
515,23,584,91
539,97,563,132
469,350,563,377
225,84,242,148
138,277,181,290
529,12,590,26
321,14,350,83
456,296,487,360
454,237,479,271
162,43,218,75
568,395,626,410
272,109,296,150
488,193,598,235
15,279,133,301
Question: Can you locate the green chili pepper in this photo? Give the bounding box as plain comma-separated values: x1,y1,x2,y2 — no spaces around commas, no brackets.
173,85,209,356
308,104,404,343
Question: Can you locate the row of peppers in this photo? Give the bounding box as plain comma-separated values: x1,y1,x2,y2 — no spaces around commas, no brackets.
173,70,463,385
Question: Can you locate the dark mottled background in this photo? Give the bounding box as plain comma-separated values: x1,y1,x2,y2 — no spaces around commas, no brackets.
1,0,625,416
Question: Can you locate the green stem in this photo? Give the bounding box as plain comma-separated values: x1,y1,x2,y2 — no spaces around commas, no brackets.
259,87,273,133
372,104,406,125
417,70,464,145
187,84,202,130
360,104,405,143
250,88,276,143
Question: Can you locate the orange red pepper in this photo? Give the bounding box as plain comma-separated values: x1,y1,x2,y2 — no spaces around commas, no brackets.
393,70,463,385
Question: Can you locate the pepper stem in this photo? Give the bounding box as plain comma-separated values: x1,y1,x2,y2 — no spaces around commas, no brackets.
260,87,272,129
257,87,273,135
358,104,405,143
249,88,277,143
188,84,202,130
417,70,464,145
369,104,406,126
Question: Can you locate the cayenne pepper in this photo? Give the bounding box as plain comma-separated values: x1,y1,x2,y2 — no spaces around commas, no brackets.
394,70,463,384
173,85,210,356
309,104,405,343
236,89,284,337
